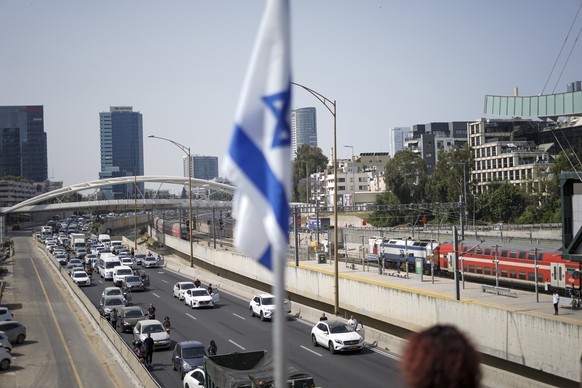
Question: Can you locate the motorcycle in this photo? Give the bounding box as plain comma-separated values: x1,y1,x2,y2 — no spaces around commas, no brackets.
132,340,146,363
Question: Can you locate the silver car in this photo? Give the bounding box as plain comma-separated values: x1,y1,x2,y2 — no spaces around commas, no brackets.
0,321,26,344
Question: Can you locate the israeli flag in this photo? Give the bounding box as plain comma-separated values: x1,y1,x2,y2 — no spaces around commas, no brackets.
222,0,291,270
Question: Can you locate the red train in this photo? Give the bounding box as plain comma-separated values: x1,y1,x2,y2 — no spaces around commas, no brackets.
153,217,189,240
435,242,581,296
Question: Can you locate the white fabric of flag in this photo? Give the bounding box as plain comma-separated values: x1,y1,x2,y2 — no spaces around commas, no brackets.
222,0,291,270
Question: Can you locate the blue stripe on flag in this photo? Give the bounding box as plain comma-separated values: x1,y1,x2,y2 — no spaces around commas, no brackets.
228,123,289,241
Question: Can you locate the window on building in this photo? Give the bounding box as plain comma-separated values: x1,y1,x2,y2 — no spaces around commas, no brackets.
484,267,491,275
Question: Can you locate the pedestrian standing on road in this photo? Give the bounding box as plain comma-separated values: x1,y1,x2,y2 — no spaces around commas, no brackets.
110,308,118,330
163,316,171,334
144,333,154,366
347,315,357,331
148,303,156,320
320,312,328,321
208,340,217,355
553,290,560,315
208,284,213,295
194,278,201,288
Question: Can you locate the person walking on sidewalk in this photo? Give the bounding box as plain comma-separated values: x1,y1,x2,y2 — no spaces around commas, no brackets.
553,290,560,315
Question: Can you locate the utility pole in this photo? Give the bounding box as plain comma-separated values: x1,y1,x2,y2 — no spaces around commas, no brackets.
494,245,499,288
453,226,460,301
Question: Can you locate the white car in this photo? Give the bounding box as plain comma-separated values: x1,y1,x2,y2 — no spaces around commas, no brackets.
142,256,159,268
173,282,196,300
310,320,364,354
0,345,11,370
120,257,135,269
184,288,219,309
133,319,171,350
0,331,12,351
249,293,291,321
183,368,205,388
0,307,14,321
71,270,91,286
112,265,133,286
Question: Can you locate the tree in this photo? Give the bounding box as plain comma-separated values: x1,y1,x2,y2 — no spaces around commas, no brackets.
477,181,529,223
292,144,328,202
383,150,427,204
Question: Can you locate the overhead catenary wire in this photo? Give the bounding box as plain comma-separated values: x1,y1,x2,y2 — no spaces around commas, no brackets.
541,0,582,95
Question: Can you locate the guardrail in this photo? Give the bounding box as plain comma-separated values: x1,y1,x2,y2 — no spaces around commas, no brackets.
481,284,517,298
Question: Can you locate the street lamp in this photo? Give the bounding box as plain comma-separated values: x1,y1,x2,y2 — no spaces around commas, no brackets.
148,134,194,268
291,81,339,315
344,145,355,208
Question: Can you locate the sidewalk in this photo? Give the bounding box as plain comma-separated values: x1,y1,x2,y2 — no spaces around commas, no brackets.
299,259,582,323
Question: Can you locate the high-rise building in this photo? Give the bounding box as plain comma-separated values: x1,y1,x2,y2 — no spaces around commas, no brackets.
99,106,144,199
387,127,412,157
183,155,219,180
0,105,47,182
291,107,317,159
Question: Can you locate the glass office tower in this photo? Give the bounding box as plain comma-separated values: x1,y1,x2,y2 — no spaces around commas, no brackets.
99,106,144,199
0,105,47,182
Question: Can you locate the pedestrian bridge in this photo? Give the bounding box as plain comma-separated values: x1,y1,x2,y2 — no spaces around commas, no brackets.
1,175,235,214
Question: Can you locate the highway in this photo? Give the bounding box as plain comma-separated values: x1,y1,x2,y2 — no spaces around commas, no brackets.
2,235,135,387
81,254,404,387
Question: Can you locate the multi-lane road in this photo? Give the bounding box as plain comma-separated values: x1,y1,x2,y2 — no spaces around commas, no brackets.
2,229,403,387
80,247,404,387
2,234,135,387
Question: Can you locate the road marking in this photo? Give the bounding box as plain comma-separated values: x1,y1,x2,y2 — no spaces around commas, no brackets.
31,258,85,388
300,345,322,357
160,279,168,283
152,292,160,298
186,313,197,320
232,313,246,320
229,340,245,350
371,347,400,361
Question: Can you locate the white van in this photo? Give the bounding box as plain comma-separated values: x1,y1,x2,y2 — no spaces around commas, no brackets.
112,265,133,286
97,255,121,280
98,234,111,246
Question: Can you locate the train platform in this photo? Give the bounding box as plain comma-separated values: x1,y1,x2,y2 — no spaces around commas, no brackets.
298,259,582,324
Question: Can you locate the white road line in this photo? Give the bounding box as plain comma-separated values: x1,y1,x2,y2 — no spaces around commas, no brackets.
186,313,197,320
161,279,168,283
371,347,400,361
229,340,245,350
152,292,160,298
300,345,322,357
232,313,246,320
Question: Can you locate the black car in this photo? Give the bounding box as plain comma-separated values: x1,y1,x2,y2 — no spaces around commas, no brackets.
172,340,206,378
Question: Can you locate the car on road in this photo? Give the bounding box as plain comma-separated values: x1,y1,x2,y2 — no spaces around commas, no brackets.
0,346,12,370
0,321,26,344
133,319,171,350
183,368,204,388
64,263,82,275
184,288,219,309
118,306,146,333
120,257,135,269
142,256,159,268
0,307,14,321
0,331,12,351
173,281,196,300
249,293,291,321
134,253,146,266
112,265,133,286
310,320,364,354
102,286,124,298
55,254,68,265
71,270,91,286
99,296,126,319
172,340,206,378
121,275,146,292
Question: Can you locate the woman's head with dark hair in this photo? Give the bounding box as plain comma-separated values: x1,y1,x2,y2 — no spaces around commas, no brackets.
401,325,481,388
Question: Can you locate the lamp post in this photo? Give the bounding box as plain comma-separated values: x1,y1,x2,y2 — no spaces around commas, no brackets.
344,145,355,208
291,81,339,315
148,134,194,267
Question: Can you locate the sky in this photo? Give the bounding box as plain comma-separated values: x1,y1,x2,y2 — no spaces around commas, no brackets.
1,0,582,190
